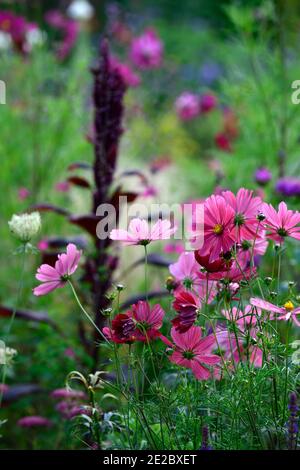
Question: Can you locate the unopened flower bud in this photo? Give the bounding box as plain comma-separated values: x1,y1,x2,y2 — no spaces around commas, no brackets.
116,284,124,292
165,276,177,292
257,212,266,222
264,277,273,286
8,212,41,243
270,291,278,299
102,307,113,317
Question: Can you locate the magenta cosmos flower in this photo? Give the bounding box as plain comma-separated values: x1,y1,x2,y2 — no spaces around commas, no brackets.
263,201,300,243
197,195,235,262
17,416,52,428
33,243,81,296
103,301,165,343
130,28,163,69
222,188,263,242
110,57,141,87
110,218,176,246
175,92,200,121
199,93,217,113
168,326,220,380
250,298,300,326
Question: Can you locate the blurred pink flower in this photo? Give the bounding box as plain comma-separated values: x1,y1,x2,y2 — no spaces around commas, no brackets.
141,185,158,197
110,218,176,246
51,388,85,400
17,416,52,428
215,133,231,152
55,180,70,192
45,10,78,60
37,239,49,251
0,383,9,393
163,243,184,254
33,243,81,296
168,326,220,380
111,57,141,87
175,92,200,121
63,347,76,359
263,201,300,243
18,187,30,201
130,28,163,69
199,93,217,113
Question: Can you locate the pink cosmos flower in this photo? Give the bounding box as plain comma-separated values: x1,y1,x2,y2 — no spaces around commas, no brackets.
130,28,163,69
175,92,200,121
250,298,300,326
199,93,217,113
18,187,30,201
33,243,81,296
263,201,300,243
222,305,261,329
168,326,220,380
238,230,268,265
109,218,176,246
222,188,262,242
220,307,263,367
103,301,165,343
169,252,200,288
195,195,235,262
17,416,52,428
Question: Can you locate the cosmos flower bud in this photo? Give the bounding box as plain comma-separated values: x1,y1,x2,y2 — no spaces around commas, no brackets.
264,277,273,286
8,212,41,243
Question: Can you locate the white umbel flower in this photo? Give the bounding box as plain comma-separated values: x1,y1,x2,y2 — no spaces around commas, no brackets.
67,0,94,21
8,212,41,243
0,31,11,50
26,28,46,48
0,341,17,365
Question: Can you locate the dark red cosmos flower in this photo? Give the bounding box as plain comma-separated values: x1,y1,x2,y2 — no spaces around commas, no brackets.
103,313,136,344
172,289,200,333
194,250,232,275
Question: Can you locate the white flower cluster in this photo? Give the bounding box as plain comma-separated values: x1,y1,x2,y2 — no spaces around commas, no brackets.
0,341,17,365
8,212,41,243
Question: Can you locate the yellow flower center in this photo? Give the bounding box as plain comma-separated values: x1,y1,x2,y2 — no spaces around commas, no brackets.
213,224,223,235
284,300,294,311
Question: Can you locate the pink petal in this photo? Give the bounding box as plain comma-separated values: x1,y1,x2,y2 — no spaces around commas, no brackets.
250,298,285,314
190,360,211,380
35,264,60,282
33,281,63,296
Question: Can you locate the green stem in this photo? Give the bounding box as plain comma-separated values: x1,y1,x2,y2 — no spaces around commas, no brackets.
68,280,111,346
